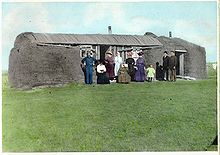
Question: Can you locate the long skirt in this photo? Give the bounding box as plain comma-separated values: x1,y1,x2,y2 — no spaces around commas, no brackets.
97,73,110,84
106,64,115,80
118,72,131,84
128,67,135,81
135,65,146,82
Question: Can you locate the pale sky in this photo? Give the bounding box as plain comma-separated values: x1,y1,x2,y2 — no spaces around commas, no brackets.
2,1,217,70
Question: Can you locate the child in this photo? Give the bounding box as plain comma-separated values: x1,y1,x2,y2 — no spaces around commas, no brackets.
146,64,155,82
118,63,131,84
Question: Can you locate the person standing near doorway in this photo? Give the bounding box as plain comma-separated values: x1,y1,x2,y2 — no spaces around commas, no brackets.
162,51,169,81
114,51,123,80
81,51,96,84
169,51,177,82
135,51,146,82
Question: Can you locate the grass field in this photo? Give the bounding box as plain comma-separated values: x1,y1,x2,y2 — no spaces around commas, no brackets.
2,67,217,152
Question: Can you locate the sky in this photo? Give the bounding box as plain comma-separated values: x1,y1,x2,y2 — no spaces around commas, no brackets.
1,1,217,70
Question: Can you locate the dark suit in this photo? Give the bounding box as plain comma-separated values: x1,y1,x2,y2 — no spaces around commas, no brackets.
169,55,177,81
162,56,169,81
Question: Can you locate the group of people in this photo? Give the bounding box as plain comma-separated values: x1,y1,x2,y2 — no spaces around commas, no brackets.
80,50,177,85
156,51,177,82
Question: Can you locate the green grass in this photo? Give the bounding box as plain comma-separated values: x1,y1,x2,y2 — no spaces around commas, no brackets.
207,62,217,79
2,71,217,152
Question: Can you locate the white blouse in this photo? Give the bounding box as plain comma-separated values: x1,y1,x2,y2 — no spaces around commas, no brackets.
97,64,106,73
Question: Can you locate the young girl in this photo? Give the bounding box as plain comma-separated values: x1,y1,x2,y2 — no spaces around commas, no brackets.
146,64,155,82
117,64,131,84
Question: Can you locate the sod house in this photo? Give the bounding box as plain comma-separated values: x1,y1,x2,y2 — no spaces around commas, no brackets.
144,32,207,79
8,32,162,89
8,32,206,89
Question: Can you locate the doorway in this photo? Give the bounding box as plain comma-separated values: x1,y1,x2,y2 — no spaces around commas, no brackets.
175,50,187,76
100,45,110,61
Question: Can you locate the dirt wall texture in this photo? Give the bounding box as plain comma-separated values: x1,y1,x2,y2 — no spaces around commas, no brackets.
9,32,207,89
143,35,206,79
9,34,84,89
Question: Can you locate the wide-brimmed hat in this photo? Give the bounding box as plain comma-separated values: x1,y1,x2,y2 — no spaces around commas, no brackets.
127,51,133,56
106,51,113,55
137,51,144,56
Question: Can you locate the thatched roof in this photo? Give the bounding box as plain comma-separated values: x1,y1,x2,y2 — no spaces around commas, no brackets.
20,32,162,47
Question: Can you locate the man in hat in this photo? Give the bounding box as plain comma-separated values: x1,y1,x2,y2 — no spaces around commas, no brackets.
162,51,170,81
168,51,177,82
105,51,115,80
81,51,96,84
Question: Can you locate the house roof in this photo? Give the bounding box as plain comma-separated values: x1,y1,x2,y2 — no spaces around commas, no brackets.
26,32,162,47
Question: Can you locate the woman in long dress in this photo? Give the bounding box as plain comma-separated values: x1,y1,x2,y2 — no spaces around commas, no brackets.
135,51,146,82
105,51,115,80
96,60,110,84
114,52,123,78
126,51,135,81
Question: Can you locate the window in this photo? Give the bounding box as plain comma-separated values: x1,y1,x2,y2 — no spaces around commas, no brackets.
80,50,86,58
80,45,97,58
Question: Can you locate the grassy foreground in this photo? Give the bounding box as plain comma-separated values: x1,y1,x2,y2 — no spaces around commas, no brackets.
2,72,217,152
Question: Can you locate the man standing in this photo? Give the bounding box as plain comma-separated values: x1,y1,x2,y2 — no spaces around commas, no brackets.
162,51,169,81
81,51,96,84
169,51,177,82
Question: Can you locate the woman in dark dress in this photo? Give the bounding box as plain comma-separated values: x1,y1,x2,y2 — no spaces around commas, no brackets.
135,51,146,82
156,62,164,81
126,51,135,81
105,51,115,80
96,60,110,84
